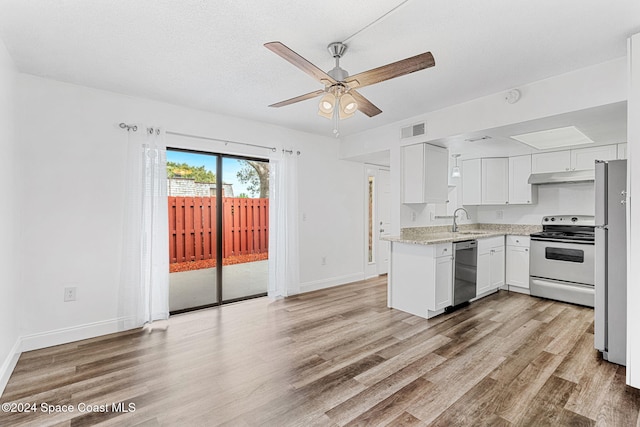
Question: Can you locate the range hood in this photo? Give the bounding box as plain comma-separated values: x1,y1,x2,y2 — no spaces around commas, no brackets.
528,169,595,185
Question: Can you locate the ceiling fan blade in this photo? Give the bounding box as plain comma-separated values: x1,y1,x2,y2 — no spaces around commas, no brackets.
350,90,382,117
345,52,435,89
265,41,337,86
269,89,326,108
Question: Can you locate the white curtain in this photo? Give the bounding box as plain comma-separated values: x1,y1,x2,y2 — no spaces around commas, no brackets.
268,149,300,297
119,125,170,330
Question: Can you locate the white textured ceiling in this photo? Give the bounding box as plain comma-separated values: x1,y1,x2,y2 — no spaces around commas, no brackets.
0,0,639,137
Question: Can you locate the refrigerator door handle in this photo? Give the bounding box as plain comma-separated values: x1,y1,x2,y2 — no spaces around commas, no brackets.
594,227,607,352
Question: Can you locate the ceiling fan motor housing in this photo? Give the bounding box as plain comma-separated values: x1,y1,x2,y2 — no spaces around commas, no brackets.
327,42,349,82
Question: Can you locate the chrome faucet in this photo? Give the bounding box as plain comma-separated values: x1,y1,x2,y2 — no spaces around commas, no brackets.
452,207,470,232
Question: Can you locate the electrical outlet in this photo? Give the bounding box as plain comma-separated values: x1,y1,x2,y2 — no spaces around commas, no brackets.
321,256,327,266
411,211,417,222
64,287,77,302
496,210,504,220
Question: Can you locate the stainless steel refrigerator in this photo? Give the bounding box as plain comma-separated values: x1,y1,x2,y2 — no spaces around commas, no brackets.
594,159,627,365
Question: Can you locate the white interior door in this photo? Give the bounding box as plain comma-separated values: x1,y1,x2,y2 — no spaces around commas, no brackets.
377,169,391,275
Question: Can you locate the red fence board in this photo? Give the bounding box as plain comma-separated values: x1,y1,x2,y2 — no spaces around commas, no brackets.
168,196,268,264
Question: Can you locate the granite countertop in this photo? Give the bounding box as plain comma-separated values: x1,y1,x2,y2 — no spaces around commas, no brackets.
384,223,542,245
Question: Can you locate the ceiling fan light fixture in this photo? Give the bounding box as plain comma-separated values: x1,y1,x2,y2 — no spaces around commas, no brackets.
318,93,336,119
339,93,358,119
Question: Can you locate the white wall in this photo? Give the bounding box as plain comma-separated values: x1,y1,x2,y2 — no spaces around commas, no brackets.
298,144,364,292
0,37,20,392
13,74,364,349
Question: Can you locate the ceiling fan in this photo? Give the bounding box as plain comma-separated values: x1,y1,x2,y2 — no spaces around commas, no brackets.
264,41,435,121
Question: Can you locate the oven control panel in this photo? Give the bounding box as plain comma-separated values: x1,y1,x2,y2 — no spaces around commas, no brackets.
542,215,595,226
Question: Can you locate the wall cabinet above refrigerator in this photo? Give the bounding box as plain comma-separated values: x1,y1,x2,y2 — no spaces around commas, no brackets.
531,145,617,174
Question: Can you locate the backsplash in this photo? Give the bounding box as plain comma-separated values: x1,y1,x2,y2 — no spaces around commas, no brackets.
476,182,595,224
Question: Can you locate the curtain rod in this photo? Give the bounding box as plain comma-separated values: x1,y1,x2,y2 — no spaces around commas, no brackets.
119,123,278,153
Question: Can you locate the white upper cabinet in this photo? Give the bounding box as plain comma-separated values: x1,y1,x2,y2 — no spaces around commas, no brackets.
401,143,448,204
462,158,508,205
531,145,618,173
481,158,509,205
531,150,571,173
402,143,424,203
462,159,482,205
571,145,617,170
509,155,536,205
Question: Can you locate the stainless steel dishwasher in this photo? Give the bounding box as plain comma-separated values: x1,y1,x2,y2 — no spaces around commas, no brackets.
452,240,478,306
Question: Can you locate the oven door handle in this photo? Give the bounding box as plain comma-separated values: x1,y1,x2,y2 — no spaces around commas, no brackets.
530,237,594,245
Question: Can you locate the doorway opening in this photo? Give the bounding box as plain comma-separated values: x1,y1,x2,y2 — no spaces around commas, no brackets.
166,148,270,313
365,166,390,278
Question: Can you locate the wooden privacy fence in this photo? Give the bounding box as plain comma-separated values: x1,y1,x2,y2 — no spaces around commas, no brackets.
168,197,269,264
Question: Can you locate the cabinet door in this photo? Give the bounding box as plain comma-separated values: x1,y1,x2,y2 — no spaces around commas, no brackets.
509,155,535,204
489,246,505,290
402,143,425,203
506,246,530,288
433,255,453,311
476,250,491,295
481,158,508,205
531,150,571,173
571,145,617,171
424,144,448,203
462,159,482,205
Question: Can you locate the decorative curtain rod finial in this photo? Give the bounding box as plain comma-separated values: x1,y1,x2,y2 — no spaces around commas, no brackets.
282,149,301,156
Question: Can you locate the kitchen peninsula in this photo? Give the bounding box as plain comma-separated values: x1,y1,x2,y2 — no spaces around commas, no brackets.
385,223,541,319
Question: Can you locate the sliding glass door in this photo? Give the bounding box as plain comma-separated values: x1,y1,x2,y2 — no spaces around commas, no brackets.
166,149,269,313
221,157,270,302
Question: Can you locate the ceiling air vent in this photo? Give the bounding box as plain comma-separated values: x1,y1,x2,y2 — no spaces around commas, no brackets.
401,122,426,139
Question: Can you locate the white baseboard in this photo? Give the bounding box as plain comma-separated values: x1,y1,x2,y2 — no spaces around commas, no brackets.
20,318,125,352
506,285,531,295
0,337,21,397
300,272,365,294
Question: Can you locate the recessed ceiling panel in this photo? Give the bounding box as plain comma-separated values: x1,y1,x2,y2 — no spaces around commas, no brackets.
510,126,594,150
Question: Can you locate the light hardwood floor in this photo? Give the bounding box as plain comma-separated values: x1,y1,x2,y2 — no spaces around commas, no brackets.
1,276,639,426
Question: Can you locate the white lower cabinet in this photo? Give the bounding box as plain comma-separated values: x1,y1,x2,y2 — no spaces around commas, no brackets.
389,242,453,318
506,235,530,291
434,252,453,311
477,236,505,295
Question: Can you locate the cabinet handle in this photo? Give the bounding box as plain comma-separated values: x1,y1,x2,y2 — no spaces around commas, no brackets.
525,248,529,252
443,248,448,252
